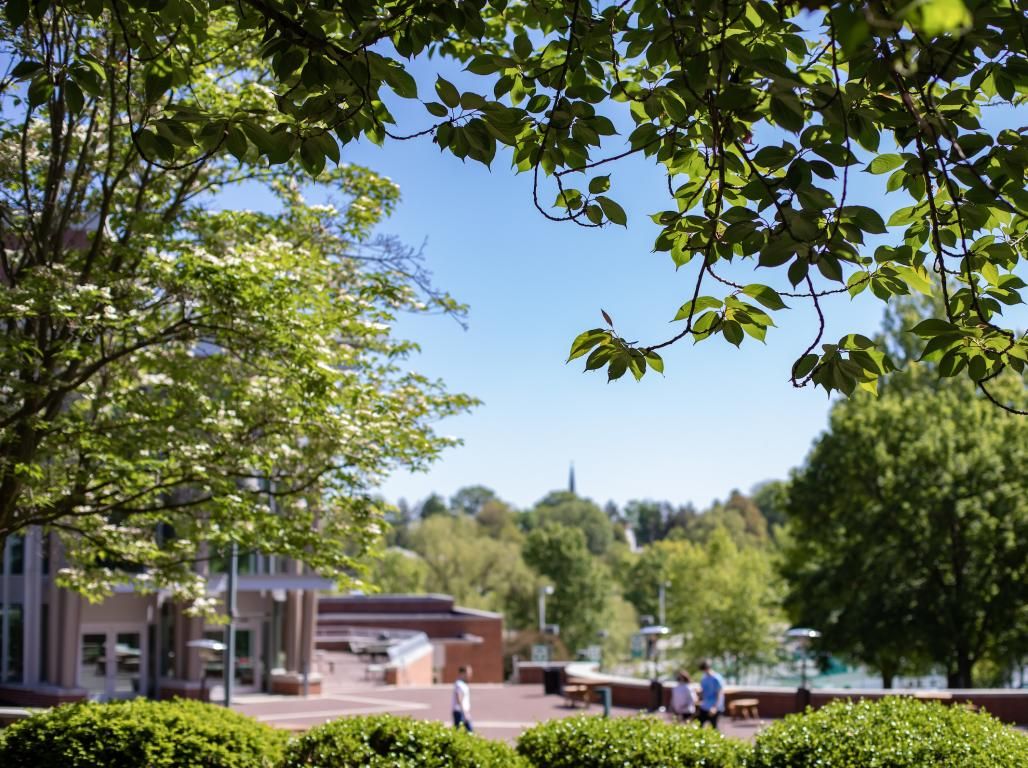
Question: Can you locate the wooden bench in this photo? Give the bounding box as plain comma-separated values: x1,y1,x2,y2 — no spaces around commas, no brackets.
563,683,592,708
727,698,760,720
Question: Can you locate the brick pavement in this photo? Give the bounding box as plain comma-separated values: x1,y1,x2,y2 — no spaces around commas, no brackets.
232,683,771,743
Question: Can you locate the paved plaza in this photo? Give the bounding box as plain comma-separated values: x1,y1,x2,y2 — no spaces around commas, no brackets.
231,653,769,742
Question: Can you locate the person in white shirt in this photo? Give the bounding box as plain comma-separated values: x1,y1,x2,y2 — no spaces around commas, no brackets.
670,670,696,721
452,665,473,731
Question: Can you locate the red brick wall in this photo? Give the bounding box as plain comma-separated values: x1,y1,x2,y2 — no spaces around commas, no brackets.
317,598,504,683
515,664,1028,724
0,686,87,707
385,648,434,686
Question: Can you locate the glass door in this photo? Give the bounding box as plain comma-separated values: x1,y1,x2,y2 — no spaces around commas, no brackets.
79,628,145,700
202,624,261,695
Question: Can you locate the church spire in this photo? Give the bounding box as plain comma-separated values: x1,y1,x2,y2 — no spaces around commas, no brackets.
569,462,576,495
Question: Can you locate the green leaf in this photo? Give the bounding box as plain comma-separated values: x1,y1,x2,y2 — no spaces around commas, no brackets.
27,73,53,108
867,154,903,174
63,80,84,114
673,296,723,322
567,329,609,361
792,353,819,379
788,258,809,287
10,60,44,80
895,266,933,295
742,284,788,311
759,237,797,268
596,196,627,226
839,333,874,350
435,77,461,109
722,319,744,347
225,126,248,160
584,345,613,371
910,318,958,337
902,0,973,36
4,0,29,27
425,101,449,118
628,353,646,381
644,351,664,374
299,137,326,176
607,353,629,381
389,68,419,99
843,206,887,234
589,176,611,194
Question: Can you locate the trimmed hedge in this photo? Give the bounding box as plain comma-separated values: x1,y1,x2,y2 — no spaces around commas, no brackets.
516,714,749,768
0,698,287,768
279,714,528,767
750,696,1028,768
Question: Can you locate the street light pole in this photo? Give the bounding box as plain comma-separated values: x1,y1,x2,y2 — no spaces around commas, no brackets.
538,585,553,633
224,541,237,707
785,627,821,692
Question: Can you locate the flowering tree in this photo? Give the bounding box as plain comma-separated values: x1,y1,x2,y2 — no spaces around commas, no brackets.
0,16,473,602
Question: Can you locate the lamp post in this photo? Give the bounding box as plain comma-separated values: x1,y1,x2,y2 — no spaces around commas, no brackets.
640,624,670,679
785,627,822,689
658,581,669,626
224,541,238,707
537,585,554,634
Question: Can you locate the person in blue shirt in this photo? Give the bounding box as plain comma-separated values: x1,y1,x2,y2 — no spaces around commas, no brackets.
697,659,725,729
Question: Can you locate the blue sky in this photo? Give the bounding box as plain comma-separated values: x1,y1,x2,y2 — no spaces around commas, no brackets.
260,58,1023,514
327,83,894,512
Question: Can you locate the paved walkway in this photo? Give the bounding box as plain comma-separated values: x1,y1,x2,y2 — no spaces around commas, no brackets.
233,683,770,742
231,652,771,741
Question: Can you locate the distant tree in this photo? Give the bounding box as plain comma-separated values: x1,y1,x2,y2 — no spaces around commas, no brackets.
621,540,679,621
529,491,615,556
665,528,782,679
663,504,700,540
624,531,781,678
475,499,522,543
410,515,536,620
686,491,770,548
523,523,611,652
418,493,450,520
367,548,428,594
623,500,671,547
783,372,1028,688
384,500,419,548
751,481,790,533
449,485,498,517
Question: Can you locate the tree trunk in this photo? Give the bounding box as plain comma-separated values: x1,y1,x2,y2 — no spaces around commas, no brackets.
881,673,894,689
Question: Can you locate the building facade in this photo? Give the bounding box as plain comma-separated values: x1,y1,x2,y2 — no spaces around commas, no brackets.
0,528,329,706
317,594,504,683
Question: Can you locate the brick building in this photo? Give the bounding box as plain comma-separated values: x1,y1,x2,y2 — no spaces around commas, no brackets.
0,528,329,706
318,594,504,683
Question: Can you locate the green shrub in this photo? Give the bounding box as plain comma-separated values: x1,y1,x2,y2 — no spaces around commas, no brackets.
516,715,749,768
750,696,1028,768
0,698,287,768
279,714,528,767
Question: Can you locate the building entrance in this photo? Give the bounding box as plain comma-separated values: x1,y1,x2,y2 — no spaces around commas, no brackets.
79,627,146,700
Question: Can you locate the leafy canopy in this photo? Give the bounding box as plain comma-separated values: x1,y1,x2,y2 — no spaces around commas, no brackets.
782,306,1028,687
5,0,1026,407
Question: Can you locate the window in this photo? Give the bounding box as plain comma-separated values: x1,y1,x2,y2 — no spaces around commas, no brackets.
1,603,24,683
0,535,24,574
